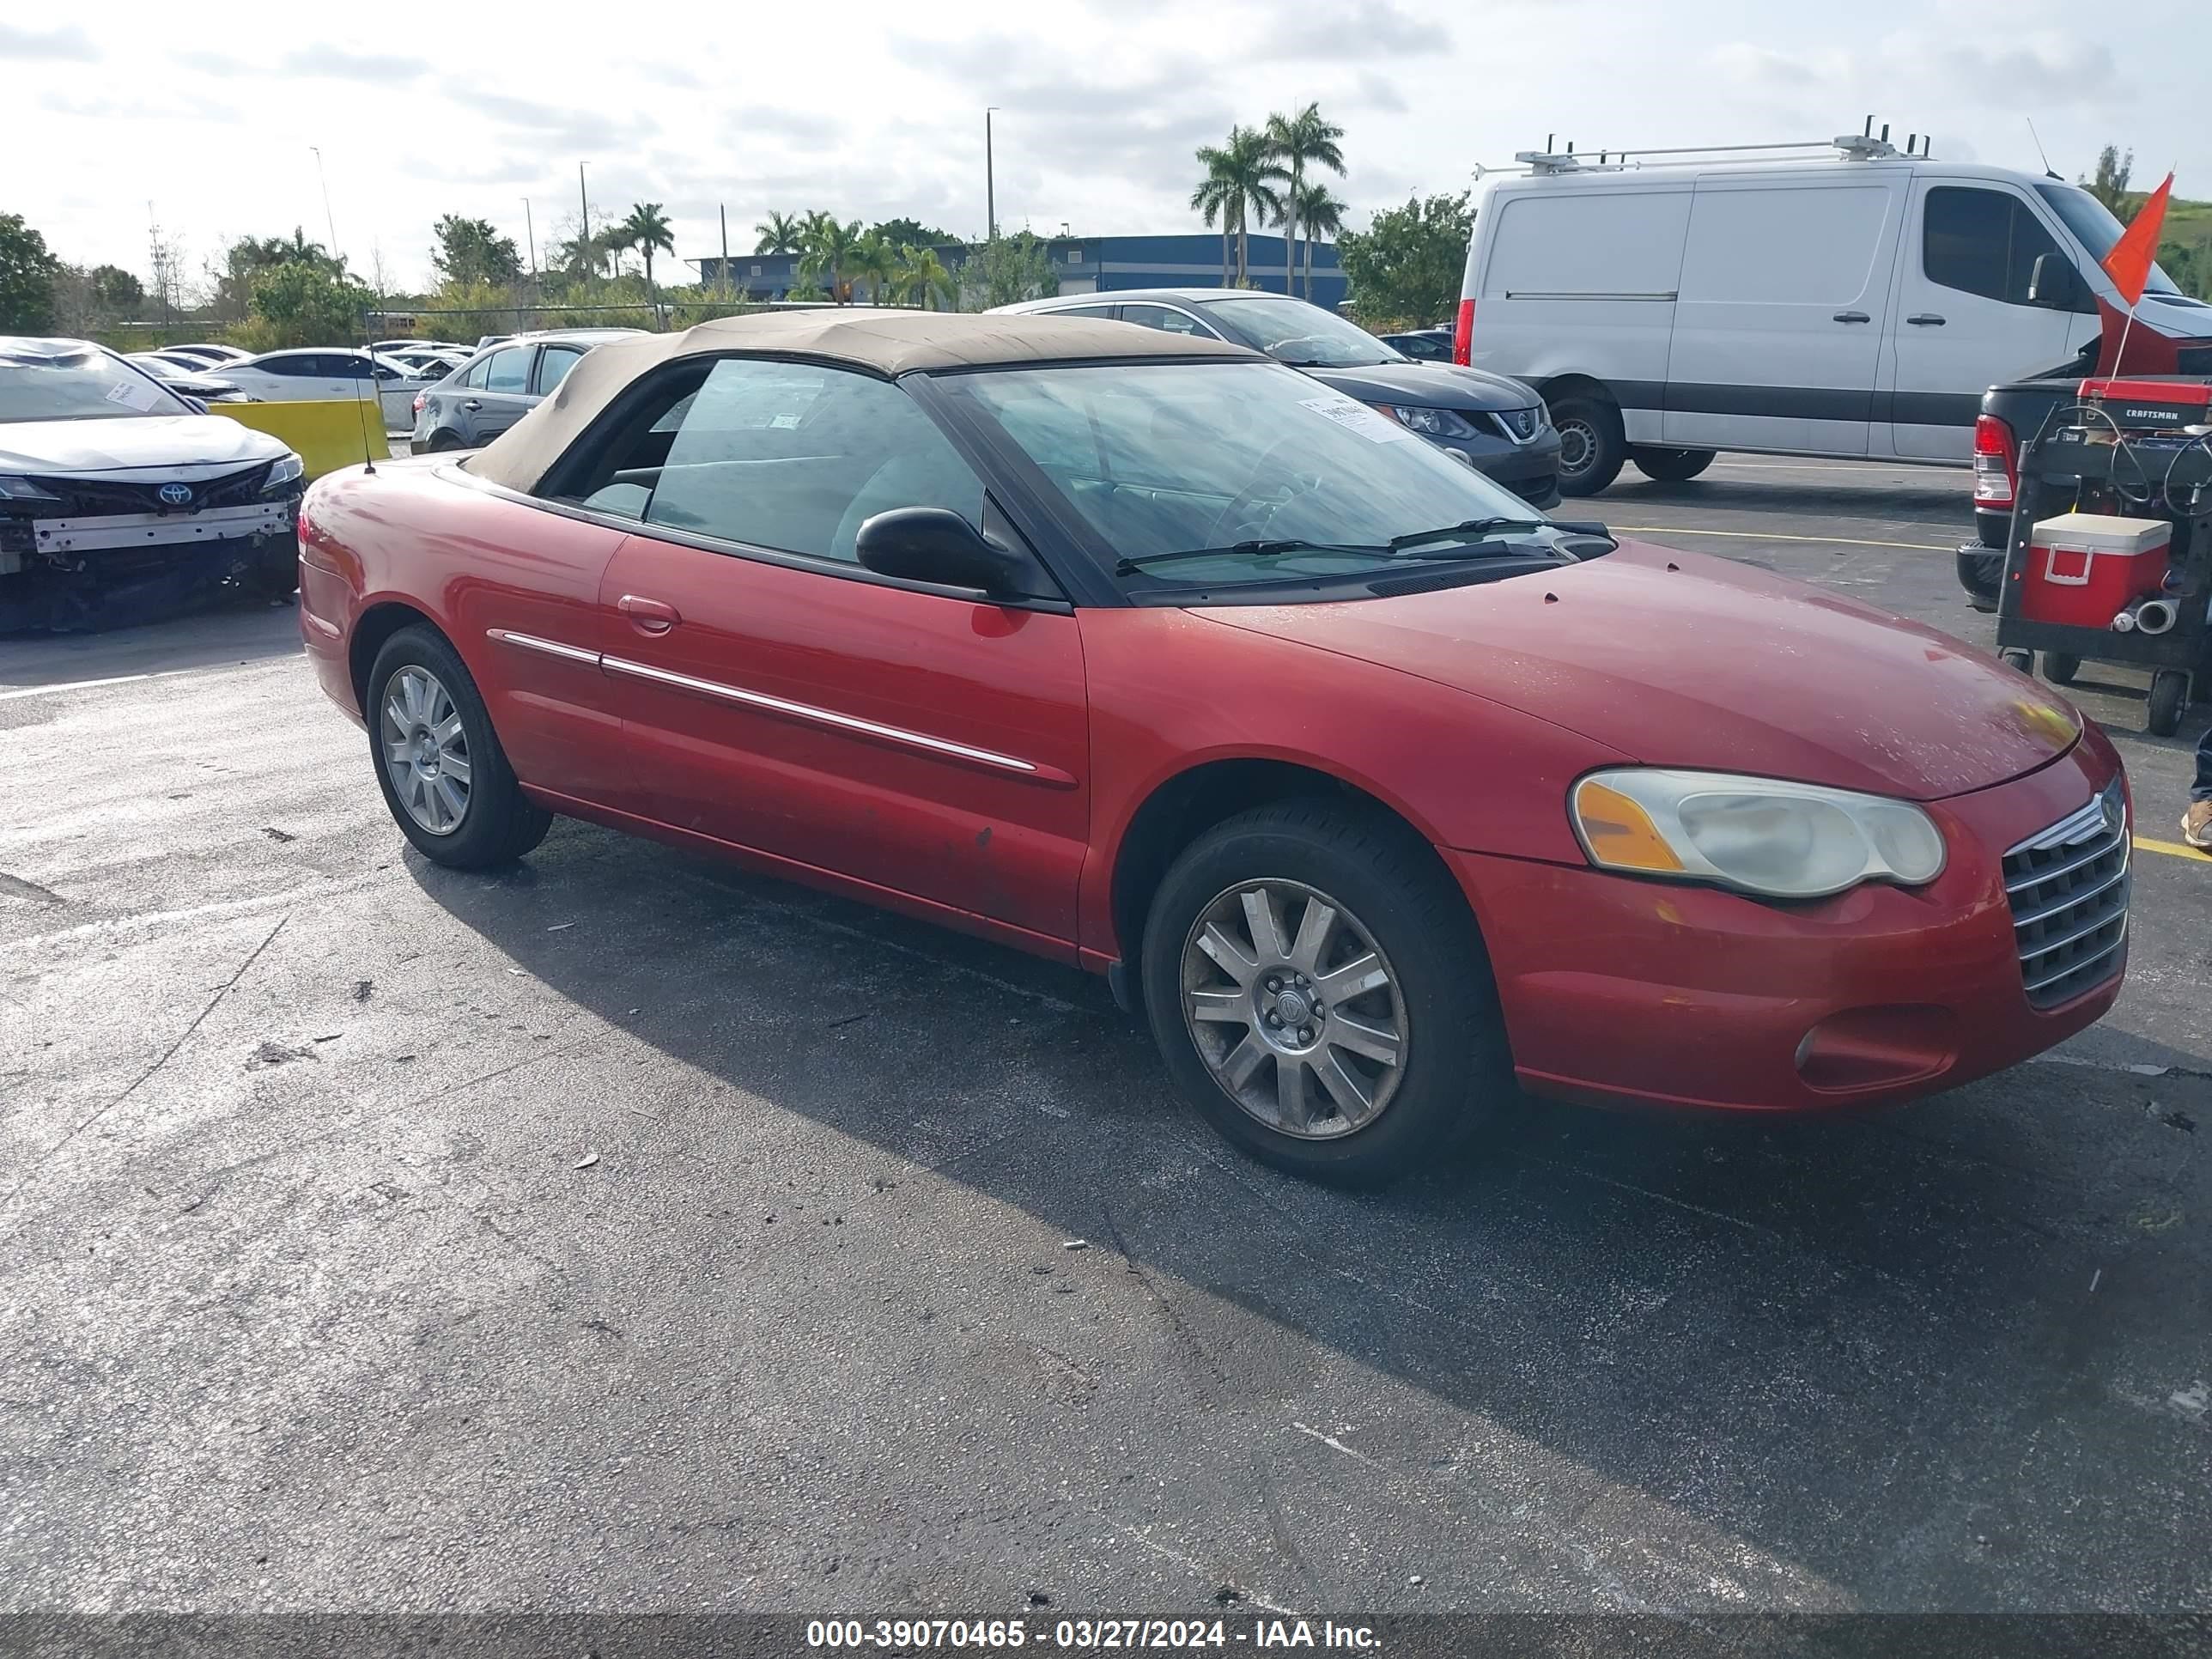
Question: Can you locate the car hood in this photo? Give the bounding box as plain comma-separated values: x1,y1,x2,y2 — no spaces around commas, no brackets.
0,415,289,477
1189,539,2081,802
1304,362,1534,410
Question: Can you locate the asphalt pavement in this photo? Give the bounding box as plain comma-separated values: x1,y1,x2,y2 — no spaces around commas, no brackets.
2,459,2208,1625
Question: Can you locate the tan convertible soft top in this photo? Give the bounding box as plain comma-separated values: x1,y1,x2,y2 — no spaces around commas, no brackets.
467,308,1256,495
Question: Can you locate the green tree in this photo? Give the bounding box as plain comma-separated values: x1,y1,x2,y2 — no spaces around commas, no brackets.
618,203,675,291
871,217,957,250
798,216,862,303
1335,191,1474,331
2083,146,2135,214
849,231,896,304
1192,126,1283,287
88,264,144,313
1264,103,1346,300
891,244,956,311
245,261,374,349
1190,147,1240,285
961,232,1057,310
1289,182,1347,301
0,213,62,331
211,228,345,319
755,210,804,255
430,215,522,286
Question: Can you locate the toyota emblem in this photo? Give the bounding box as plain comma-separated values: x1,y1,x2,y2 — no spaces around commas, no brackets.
158,483,193,507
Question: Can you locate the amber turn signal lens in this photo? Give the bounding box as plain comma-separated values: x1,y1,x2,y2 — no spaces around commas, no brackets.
1573,780,1686,873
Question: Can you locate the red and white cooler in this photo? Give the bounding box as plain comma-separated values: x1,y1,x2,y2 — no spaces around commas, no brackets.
2019,513,2172,628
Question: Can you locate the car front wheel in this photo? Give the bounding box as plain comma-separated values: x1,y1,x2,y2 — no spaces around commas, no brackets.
1549,395,1626,495
1139,800,1510,1184
367,626,552,868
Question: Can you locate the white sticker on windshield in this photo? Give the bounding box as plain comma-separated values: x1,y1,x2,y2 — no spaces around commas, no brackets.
1298,393,1411,444
104,376,167,413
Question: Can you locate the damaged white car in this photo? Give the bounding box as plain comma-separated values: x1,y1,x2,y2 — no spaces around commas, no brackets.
0,337,306,632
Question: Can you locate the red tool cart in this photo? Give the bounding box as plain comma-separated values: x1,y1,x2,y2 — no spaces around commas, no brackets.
1995,379,2212,735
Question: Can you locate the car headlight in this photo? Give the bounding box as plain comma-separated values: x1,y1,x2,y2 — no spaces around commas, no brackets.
1570,769,1947,900
1372,403,1480,441
264,453,305,489
0,475,61,501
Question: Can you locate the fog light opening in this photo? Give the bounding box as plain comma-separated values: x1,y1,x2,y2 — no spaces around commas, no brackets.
1794,1006,1958,1094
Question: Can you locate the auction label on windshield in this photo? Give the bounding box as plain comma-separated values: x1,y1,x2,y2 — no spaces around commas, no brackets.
1297,394,1411,445
806,1617,1382,1650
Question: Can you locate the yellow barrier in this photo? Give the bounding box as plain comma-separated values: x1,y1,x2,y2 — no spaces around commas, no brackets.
208,399,392,480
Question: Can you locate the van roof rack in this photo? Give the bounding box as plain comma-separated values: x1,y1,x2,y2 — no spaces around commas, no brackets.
1480,119,1931,179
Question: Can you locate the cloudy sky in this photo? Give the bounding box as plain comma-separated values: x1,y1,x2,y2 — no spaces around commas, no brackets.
6,0,2207,294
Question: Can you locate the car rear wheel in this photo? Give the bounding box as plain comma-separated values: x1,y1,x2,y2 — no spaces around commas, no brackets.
1139,800,1510,1185
1549,395,1626,496
1630,446,1716,483
425,429,468,453
367,626,551,868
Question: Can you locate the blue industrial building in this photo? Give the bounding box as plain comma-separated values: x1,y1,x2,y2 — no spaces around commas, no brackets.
690,233,1346,310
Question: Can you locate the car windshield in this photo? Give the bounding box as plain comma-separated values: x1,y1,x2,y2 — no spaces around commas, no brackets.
947,360,1547,589
2033,184,2182,298
1194,296,1405,368
0,344,192,422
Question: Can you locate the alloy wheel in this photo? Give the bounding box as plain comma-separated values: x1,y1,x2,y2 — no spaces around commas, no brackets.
1555,418,1595,478
1179,878,1408,1139
380,665,472,836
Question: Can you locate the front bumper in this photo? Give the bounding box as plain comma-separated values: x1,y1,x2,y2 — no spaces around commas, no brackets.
1449,738,2126,1114
27,500,295,555
1431,426,1563,508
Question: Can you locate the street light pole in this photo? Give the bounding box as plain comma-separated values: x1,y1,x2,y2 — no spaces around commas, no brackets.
986,108,999,242
523,198,538,283
578,163,590,269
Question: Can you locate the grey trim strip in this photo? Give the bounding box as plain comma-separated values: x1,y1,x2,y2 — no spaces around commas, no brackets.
487,628,601,666
1501,290,1676,301
599,653,1069,783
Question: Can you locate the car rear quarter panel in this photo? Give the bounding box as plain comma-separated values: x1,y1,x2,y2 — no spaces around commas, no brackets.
299,465,630,799
1075,605,1630,962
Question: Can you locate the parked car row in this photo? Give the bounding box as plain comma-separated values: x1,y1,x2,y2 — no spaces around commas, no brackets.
296,308,2128,1184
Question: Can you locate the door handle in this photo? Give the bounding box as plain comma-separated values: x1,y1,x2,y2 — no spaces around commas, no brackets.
461,398,483,410
1832,310,1870,324
618,593,681,635
1906,313,1947,326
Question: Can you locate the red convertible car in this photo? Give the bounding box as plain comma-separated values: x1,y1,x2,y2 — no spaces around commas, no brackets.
298,312,2128,1182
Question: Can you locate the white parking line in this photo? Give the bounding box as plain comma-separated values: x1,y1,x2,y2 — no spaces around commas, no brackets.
0,672,159,702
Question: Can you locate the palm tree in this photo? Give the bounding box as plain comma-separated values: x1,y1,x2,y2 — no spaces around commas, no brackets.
894,244,956,311
1190,143,1240,286
1217,125,1285,287
619,203,676,316
797,216,862,304
1264,103,1346,298
849,231,896,305
754,210,804,255
1290,182,1347,301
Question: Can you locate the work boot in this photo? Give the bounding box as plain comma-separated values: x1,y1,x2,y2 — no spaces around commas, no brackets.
2184,800,2212,849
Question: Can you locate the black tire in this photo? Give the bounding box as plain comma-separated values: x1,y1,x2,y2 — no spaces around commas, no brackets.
2148,669,2188,738
425,429,468,453
1999,647,2033,674
1630,446,1717,483
1549,395,1626,496
240,542,299,602
1138,799,1512,1186
2041,651,2081,686
366,625,552,869
1955,547,2003,611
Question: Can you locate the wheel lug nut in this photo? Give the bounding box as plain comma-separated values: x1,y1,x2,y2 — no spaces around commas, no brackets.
1265,1012,1280,1027
1265,976,1281,992
1298,1026,1315,1043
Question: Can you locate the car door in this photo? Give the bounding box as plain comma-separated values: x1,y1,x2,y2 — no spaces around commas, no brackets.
532,343,586,399
1662,174,1905,457
1883,181,2099,461
465,345,539,442
579,355,1091,951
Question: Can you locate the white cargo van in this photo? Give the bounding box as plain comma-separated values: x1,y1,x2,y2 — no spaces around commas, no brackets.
1455,135,2212,493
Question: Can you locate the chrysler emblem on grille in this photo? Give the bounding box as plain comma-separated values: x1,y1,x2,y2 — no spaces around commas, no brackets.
158,483,193,507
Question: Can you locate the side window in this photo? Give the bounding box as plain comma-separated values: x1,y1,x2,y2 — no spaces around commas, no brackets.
636,359,985,564
258,356,307,378
484,349,531,394
533,345,584,395
1120,304,1216,338
1049,305,1117,321
460,356,492,390
1923,187,2069,306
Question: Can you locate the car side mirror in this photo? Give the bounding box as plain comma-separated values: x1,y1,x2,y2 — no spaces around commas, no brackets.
2027,253,2078,310
855,507,1031,598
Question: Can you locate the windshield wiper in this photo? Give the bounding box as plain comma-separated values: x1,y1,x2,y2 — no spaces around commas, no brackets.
1115,538,1390,574
1385,516,1552,554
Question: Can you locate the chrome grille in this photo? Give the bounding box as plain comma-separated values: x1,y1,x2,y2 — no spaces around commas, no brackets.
2002,782,2130,1009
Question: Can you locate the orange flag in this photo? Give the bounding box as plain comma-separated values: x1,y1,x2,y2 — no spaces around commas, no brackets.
2102,173,2173,307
